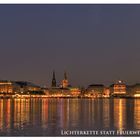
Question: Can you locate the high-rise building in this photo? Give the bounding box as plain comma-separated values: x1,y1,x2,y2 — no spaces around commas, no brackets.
51,71,56,87
62,71,69,88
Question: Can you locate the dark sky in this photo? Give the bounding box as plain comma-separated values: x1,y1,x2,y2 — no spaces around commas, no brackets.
0,4,140,87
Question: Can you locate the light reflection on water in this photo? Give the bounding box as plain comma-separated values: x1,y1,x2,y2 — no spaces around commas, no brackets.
134,99,140,129
0,98,139,136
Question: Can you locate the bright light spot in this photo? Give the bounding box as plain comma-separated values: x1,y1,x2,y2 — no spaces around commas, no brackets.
134,94,140,97
118,80,122,83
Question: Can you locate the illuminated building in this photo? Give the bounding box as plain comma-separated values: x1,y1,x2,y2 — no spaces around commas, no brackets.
85,84,104,97
103,87,110,97
130,83,140,97
49,88,71,97
69,87,81,97
126,85,134,97
51,71,56,87
0,80,20,94
62,72,69,88
27,85,41,92
0,80,43,98
15,81,42,93
49,88,62,96
110,81,126,97
42,88,49,96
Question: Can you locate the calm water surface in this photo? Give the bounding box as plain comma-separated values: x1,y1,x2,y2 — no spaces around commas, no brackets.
0,98,140,136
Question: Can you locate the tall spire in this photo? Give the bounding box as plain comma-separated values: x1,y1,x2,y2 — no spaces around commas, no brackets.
64,71,67,80
62,71,69,88
51,71,56,87
53,71,55,79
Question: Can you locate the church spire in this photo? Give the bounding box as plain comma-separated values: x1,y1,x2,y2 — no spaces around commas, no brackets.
53,71,55,79
64,71,67,80
51,71,56,87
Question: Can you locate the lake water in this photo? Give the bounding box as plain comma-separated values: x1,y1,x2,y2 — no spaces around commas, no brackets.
0,98,140,136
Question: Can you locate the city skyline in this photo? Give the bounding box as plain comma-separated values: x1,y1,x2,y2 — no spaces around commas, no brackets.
1,4,140,86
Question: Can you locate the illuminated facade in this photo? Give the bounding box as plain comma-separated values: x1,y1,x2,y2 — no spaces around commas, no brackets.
103,87,110,97
27,85,41,92
130,84,140,97
49,88,71,97
69,87,81,97
3,76,140,98
85,84,104,97
15,81,42,93
110,81,126,96
0,81,42,97
0,81,20,94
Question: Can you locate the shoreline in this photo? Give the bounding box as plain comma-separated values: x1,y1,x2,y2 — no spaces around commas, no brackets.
0,96,140,99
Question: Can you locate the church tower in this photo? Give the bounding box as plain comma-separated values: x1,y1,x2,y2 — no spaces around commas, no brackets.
51,71,56,87
62,71,69,88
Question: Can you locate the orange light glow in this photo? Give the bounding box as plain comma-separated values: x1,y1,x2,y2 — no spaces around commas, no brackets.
134,94,140,97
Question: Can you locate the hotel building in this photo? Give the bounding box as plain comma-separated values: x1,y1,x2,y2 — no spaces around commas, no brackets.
110,81,127,97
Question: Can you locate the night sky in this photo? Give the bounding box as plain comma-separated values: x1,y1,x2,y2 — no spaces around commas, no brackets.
0,4,140,87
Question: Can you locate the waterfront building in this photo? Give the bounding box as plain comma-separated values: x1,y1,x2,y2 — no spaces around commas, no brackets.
103,87,110,97
15,81,42,93
69,87,81,97
126,85,134,97
42,87,49,95
85,84,104,97
49,87,71,97
0,80,20,94
0,80,43,98
27,84,41,92
130,83,140,97
51,71,57,87
62,72,69,88
49,87,61,96
110,80,126,97
80,86,86,97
